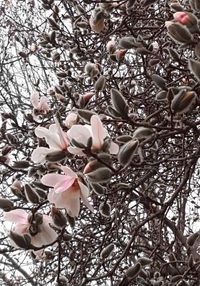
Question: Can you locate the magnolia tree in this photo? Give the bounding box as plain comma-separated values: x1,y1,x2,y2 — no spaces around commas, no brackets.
1,0,200,285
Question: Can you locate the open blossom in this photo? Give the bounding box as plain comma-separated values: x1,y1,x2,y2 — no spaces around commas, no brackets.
31,118,69,163
41,166,94,217
67,115,119,155
4,209,57,249
30,91,49,112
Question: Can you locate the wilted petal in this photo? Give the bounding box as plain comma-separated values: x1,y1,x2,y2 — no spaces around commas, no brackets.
30,91,39,109
109,142,119,154
4,209,28,224
31,147,50,163
91,115,107,149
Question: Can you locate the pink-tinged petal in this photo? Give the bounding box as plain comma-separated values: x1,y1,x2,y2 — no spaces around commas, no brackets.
67,125,91,146
31,147,50,163
4,209,28,224
67,146,84,156
91,115,107,149
109,142,119,154
55,177,75,193
60,166,77,178
43,215,52,223
30,91,39,109
54,118,69,149
78,181,89,198
15,223,29,234
66,197,80,217
41,174,69,188
35,126,49,138
78,181,94,212
48,187,81,217
39,96,49,111
31,224,57,247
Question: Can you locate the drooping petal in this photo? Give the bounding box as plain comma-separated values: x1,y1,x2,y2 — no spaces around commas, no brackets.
91,115,107,149
66,196,80,217
30,91,39,109
60,166,77,178
15,223,29,234
41,174,69,188
31,223,57,247
4,209,28,223
78,181,94,212
67,125,91,146
109,142,119,154
31,147,50,163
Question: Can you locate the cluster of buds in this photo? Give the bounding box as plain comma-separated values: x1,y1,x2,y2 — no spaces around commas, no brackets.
165,10,198,44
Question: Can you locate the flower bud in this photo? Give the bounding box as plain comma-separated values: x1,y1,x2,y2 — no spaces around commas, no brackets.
187,232,199,247
46,150,67,162
111,88,128,117
99,202,111,217
116,135,133,144
166,22,192,44
119,36,136,49
137,257,152,266
63,233,73,242
66,213,75,228
24,184,40,204
171,90,197,114
173,12,191,24
10,231,31,249
83,160,104,174
91,183,105,196
13,160,30,169
142,0,157,7
100,243,114,259
77,109,96,122
87,167,113,183
126,263,141,280
34,213,43,225
44,250,54,260
106,40,117,54
133,127,154,139
89,10,105,32
188,58,200,81
0,198,13,211
94,75,105,93
155,90,168,101
51,206,67,228
173,11,198,33
52,51,60,61
80,92,94,107
152,74,166,90
84,62,99,78
118,140,138,167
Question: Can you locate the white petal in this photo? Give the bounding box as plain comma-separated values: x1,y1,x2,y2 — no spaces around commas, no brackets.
31,147,50,163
